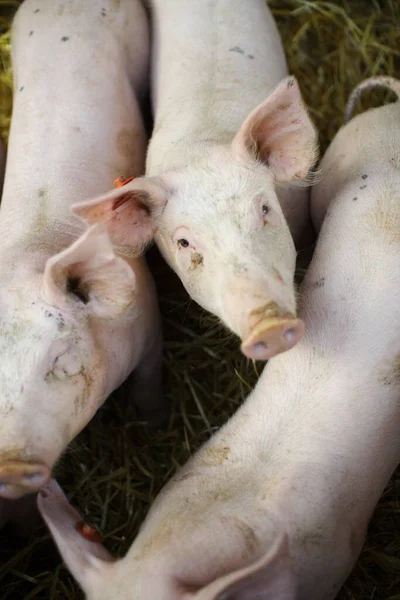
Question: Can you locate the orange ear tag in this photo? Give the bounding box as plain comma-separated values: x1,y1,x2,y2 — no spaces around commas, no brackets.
76,520,104,543
113,176,134,188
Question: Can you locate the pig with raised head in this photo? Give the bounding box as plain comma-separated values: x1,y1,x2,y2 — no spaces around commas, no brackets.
38,76,400,599
0,0,163,501
72,0,319,362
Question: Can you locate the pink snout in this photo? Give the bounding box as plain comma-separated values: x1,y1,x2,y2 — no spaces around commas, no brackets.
241,316,305,361
0,461,50,500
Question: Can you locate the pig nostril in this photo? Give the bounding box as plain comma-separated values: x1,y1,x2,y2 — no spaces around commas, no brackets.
247,341,270,360
254,342,267,350
22,472,47,487
283,328,297,343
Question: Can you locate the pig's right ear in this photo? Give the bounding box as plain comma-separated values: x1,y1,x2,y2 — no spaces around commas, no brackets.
71,176,171,252
37,479,116,597
195,534,296,600
231,76,318,183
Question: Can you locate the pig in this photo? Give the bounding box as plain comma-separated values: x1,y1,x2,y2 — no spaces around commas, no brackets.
37,75,400,600
0,0,164,501
71,0,319,362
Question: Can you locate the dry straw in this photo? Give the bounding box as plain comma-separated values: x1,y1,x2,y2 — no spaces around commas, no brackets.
0,1,400,599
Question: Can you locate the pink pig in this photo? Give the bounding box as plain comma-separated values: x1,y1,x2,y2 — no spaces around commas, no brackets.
38,76,400,599
0,0,164,501
72,0,319,362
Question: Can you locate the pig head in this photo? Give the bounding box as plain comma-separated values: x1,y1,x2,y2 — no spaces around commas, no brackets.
72,77,317,361
0,224,137,499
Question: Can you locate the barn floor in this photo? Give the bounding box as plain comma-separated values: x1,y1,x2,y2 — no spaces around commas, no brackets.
0,1,400,598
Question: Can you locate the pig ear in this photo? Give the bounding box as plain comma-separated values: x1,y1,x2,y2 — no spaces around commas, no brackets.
71,176,171,252
42,224,136,318
231,76,318,182
37,479,116,596
195,534,296,600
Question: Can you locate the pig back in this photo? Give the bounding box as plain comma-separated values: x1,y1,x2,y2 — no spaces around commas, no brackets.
12,0,149,93
147,0,288,172
1,0,150,241
311,101,400,232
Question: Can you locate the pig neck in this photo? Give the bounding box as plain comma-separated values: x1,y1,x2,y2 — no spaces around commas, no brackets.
147,0,287,173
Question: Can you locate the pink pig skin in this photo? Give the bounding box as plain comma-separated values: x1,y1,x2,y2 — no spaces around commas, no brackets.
0,0,164,502
71,0,319,363
38,77,400,599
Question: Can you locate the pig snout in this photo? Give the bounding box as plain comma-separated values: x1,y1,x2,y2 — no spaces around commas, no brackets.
222,277,303,360
0,460,50,500
241,305,304,361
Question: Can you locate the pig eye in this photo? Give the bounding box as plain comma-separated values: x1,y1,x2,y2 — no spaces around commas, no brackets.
262,204,269,215
174,227,194,251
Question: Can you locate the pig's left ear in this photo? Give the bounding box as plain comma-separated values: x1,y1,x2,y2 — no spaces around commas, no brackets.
194,534,296,600
37,479,117,598
71,176,172,252
231,76,318,182
43,224,135,318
